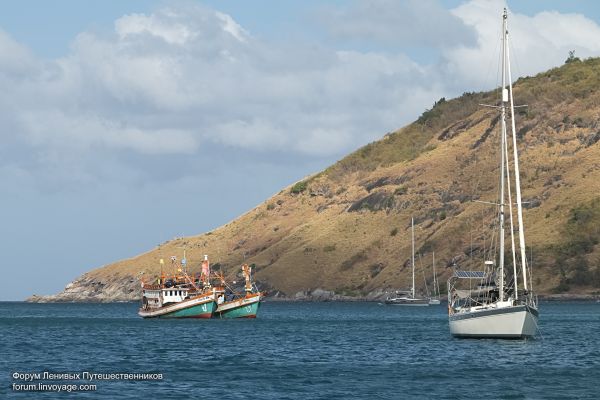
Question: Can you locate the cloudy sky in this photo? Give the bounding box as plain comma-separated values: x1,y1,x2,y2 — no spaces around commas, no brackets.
2,0,600,300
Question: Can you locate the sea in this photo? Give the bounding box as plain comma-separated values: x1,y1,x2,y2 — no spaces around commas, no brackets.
1,301,599,399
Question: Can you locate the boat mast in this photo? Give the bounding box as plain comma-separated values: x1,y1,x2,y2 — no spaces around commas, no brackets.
411,217,415,299
432,251,439,298
498,8,508,302
497,16,519,298
505,12,530,293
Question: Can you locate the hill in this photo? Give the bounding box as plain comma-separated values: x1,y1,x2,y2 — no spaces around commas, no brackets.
29,58,600,302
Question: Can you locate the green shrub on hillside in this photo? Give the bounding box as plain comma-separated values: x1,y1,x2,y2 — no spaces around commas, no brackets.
394,186,407,195
562,198,600,257
565,50,581,64
551,197,600,291
290,181,307,194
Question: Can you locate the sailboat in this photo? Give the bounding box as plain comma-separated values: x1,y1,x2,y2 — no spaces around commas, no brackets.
447,8,538,338
429,252,441,305
385,217,429,306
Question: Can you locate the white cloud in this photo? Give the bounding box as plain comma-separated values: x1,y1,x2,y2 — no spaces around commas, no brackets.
215,11,249,43
320,0,477,48
0,5,440,163
115,12,197,45
446,0,600,90
20,110,198,154
0,28,38,77
1,1,600,190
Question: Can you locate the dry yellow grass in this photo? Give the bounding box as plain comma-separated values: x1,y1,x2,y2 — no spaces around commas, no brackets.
47,58,600,300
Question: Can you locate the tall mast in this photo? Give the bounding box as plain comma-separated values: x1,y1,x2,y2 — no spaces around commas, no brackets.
505,15,529,293
411,217,415,299
498,8,508,302
504,132,519,300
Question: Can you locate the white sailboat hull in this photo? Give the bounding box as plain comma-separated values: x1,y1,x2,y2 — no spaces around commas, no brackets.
449,305,538,339
385,296,429,306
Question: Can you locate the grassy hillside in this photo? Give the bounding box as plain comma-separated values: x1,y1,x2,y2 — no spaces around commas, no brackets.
31,58,600,301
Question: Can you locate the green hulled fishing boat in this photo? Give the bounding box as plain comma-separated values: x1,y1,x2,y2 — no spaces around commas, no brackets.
139,255,219,319
139,290,216,318
139,256,262,319
215,292,261,318
215,264,263,318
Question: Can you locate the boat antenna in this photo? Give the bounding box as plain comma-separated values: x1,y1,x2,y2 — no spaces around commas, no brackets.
159,258,164,287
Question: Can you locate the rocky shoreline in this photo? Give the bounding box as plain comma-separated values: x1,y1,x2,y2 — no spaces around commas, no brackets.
26,280,600,303
26,285,390,303
27,274,139,303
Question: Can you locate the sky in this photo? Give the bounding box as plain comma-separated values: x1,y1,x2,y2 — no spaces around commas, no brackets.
2,0,600,300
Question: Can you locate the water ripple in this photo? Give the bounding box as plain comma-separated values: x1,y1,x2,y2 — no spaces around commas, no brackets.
1,301,599,399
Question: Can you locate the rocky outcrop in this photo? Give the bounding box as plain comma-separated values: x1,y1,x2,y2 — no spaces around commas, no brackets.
27,275,139,303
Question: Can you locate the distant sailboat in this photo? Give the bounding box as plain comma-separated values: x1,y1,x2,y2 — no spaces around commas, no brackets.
386,217,429,306
429,252,441,305
447,8,538,338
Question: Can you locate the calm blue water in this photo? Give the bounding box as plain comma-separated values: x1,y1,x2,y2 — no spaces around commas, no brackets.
1,301,599,399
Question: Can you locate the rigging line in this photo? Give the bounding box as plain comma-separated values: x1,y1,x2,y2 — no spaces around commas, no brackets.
468,119,483,200
503,113,519,299
481,206,486,266
506,30,529,293
418,253,430,297
529,245,534,293
488,210,499,270
492,23,503,102
506,25,525,87
482,21,503,95
488,103,503,266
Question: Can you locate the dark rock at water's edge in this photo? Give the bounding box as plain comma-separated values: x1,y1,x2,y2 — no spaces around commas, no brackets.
264,288,390,302
27,275,139,303
27,281,396,303
538,293,600,302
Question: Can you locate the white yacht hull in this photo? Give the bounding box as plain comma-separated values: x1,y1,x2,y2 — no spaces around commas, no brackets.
449,305,538,339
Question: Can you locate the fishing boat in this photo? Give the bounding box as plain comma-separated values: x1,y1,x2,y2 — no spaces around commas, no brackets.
447,8,538,338
385,217,430,306
139,254,263,319
214,264,262,319
139,289,216,319
139,255,218,319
